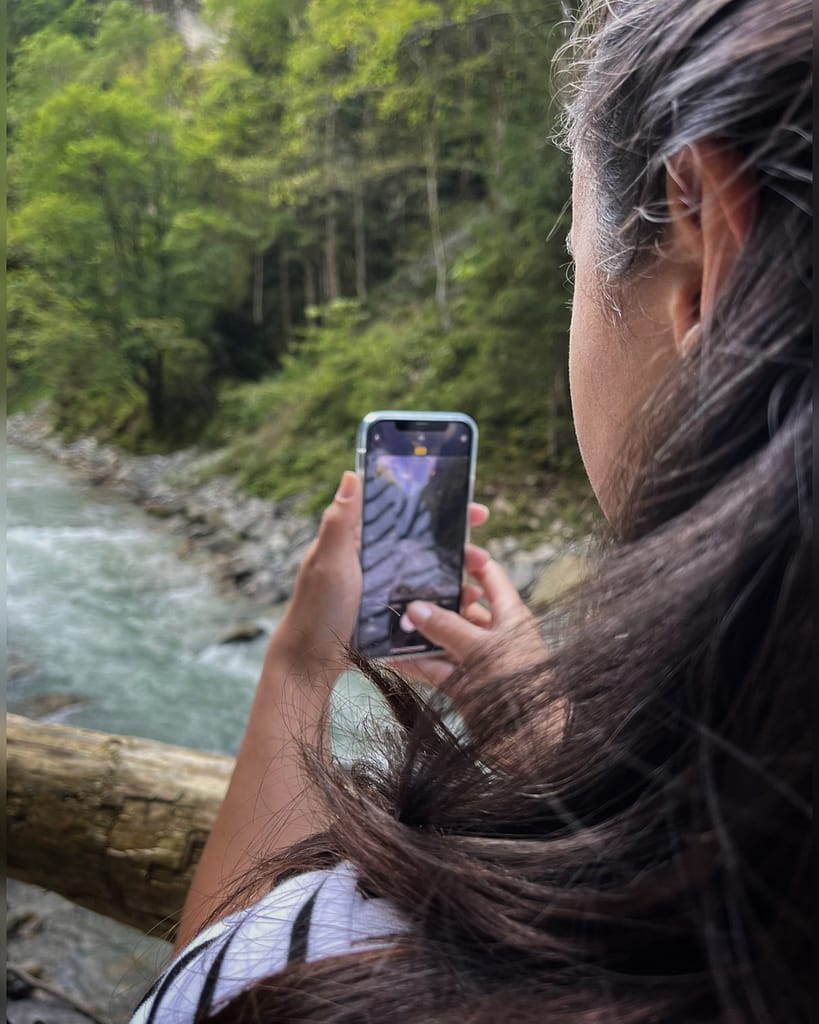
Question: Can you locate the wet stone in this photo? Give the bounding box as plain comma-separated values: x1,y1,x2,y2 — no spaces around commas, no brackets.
6,880,171,1024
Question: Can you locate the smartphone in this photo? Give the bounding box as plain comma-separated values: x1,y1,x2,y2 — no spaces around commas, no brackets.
353,410,478,659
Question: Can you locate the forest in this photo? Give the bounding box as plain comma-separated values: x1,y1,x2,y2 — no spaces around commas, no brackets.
7,0,594,535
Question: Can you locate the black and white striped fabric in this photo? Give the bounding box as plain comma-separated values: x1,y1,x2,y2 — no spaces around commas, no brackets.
130,861,408,1022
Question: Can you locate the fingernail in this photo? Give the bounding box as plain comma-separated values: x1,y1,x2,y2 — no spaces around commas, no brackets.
334,471,357,503
399,612,413,632
407,601,433,622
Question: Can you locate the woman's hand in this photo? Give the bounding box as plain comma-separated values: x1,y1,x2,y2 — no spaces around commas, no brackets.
396,548,560,761
265,472,494,688
264,470,363,683
396,544,546,691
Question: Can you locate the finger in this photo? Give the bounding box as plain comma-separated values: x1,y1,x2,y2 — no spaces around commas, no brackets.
403,601,486,663
460,583,483,608
464,544,491,576
468,503,490,528
397,581,483,633
462,602,492,629
470,557,527,623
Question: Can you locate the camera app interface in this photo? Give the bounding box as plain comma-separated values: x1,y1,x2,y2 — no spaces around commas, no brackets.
357,420,472,657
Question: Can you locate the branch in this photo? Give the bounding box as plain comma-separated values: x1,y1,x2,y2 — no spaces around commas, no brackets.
6,964,111,1024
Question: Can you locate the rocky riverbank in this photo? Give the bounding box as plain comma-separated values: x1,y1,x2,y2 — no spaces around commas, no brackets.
7,879,171,1024
8,407,316,607
7,407,590,608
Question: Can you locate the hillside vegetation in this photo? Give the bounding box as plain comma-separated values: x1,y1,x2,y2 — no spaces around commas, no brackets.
7,0,597,538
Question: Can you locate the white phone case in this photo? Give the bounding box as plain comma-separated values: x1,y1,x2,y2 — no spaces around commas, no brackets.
355,410,478,660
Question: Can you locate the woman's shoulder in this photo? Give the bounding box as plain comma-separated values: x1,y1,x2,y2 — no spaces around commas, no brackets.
130,861,408,1022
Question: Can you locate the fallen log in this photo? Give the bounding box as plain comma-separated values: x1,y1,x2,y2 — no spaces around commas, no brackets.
6,713,233,940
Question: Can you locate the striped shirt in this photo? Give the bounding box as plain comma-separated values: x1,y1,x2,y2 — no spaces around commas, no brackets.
130,861,408,1022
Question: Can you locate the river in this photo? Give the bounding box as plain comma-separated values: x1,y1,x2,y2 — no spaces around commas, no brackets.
6,444,384,758
6,443,389,1020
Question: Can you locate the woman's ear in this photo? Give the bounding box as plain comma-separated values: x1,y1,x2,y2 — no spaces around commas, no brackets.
665,141,757,355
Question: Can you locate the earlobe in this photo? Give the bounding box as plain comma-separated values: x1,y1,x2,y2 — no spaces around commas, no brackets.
677,323,701,357
667,272,701,355
664,140,757,355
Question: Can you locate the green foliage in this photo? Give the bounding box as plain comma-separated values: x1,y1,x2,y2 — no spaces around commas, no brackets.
8,7,251,442
8,0,588,531
7,0,103,51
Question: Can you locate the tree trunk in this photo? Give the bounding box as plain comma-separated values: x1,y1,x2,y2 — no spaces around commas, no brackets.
145,353,164,434
353,183,367,303
323,109,341,303
492,75,507,204
252,249,264,326
318,255,328,305
6,713,233,939
303,256,317,313
323,212,340,303
279,243,292,349
425,130,450,332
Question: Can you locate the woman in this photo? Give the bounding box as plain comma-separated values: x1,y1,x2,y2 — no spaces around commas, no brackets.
133,0,812,1020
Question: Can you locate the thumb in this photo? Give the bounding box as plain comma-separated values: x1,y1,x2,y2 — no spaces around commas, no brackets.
316,470,362,549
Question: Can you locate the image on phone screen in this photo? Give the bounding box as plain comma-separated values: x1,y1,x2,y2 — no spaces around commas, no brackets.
355,419,473,658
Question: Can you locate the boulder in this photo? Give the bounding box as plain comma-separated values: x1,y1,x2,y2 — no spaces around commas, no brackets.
529,552,590,606
218,623,266,644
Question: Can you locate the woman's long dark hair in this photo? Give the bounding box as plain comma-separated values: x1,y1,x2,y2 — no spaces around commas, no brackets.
208,1,812,1020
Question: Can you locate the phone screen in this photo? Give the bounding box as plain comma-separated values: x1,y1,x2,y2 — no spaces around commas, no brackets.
355,417,475,658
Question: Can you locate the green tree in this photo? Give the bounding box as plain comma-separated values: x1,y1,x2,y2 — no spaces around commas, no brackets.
8,7,252,440
8,0,583,518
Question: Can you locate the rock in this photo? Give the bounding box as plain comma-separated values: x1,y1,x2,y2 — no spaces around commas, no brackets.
7,406,53,444
142,498,184,518
284,518,316,546
7,654,35,683
266,530,292,555
224,543,267,582
204,509,227,532
491,495,515,516
7,969,34,1000
488,536,521,560
282,542,311,575
86,450,120,484
184,497,226,527
236,567,293,605
218,623,266,644
501,542,558,595
483,538,562,595
529,552,590,606
187,522,216,540
8,995,95,1024
17,694,89,720
221,497,272,539
7,910,44,941
164,514,190,535
175,538,193,558
201,531,241,555
6,879,170,1024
